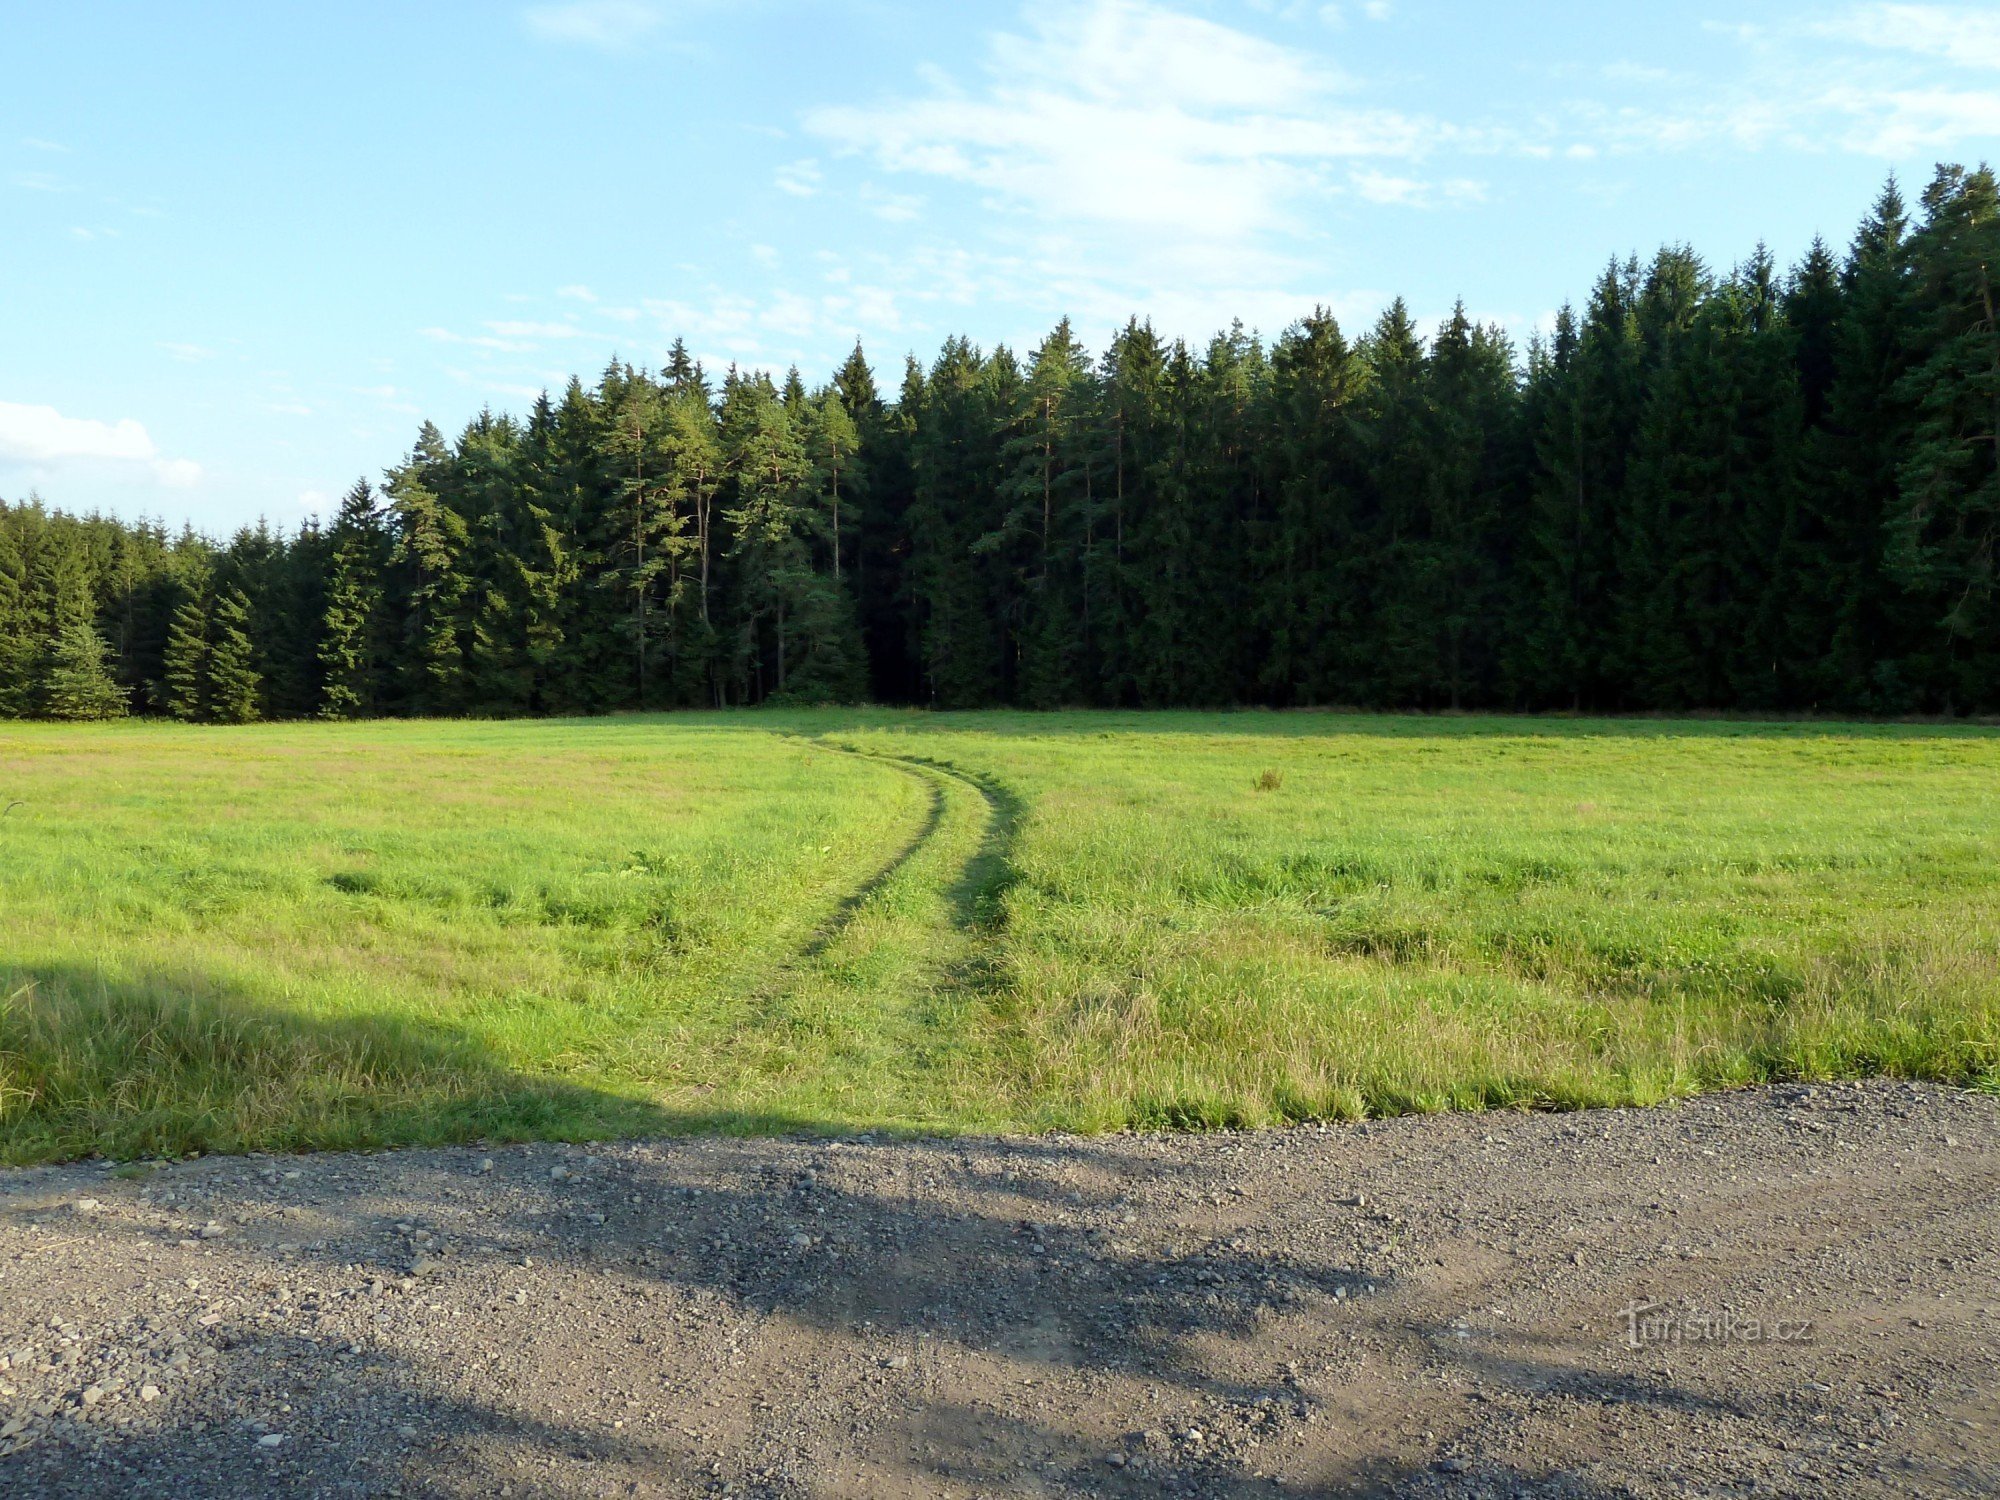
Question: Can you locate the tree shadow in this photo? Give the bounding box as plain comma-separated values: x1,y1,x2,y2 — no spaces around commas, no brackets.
0,963,686,1166
8,1111,1972,1498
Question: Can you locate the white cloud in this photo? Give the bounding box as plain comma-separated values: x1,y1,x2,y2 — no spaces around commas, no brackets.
785,0,1489,354
21,137,67,153
860,183,925,222
485,319,588,339
1575,5,2000,160
774,158,822,197
0,400,201,490
522,1,661,49
421,325,532,352
806,0,1444,247
1350,169,1487,207
1813,5,2000,71
555,283,598,302
159,341,217,362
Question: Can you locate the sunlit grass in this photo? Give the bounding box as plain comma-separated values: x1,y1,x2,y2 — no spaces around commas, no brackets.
4,710,1996,1162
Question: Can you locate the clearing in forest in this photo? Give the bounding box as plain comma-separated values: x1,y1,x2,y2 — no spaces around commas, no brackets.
2,710,1996,1163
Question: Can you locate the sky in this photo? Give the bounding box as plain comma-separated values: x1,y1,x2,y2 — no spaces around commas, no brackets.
4,1,2000,534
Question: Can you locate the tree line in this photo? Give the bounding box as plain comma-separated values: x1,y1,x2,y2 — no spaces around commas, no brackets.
4,165,1996,721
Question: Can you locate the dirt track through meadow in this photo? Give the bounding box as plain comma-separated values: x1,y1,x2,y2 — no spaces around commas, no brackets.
4,1079,1998,1498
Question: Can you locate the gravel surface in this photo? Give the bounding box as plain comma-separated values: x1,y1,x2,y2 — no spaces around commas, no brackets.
3,1080,1997,1498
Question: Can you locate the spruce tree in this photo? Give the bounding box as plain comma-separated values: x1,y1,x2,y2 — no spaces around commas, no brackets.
385,422,469,714
1889,164,2000,708
206,586,263,723
162,589,209,721
318,479,386,718
0,514,34,718
40,623,127,720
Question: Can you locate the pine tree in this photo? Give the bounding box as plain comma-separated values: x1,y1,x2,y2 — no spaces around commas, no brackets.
318,479,386,718
1000,319,1095,707
906,339,1009,706
0,512,35,718
1811,177,1919,709
1361,298,1439,704
661,383,724,703
39,623,127,720
1889,164,2000,709
385,422,469,714
1258,308,1366,704
206,586,262,723
162,589,208,720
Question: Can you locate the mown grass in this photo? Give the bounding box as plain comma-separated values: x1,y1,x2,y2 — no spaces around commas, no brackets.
3,711,1996,1162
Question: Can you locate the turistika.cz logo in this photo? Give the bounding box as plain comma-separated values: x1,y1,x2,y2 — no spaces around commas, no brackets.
1616,1300,1814,1350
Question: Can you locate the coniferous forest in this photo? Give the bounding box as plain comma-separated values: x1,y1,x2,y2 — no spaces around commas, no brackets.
4,167,1997,722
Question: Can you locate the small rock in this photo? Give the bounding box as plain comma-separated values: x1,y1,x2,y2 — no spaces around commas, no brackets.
1437,1456,1469,1474
198,1222,227,1240
257,1433,286,1448
80,1386,104,1406
882,1355,910,1370
395,1424,418,1440
1104,1453,1128,1468
789,1233,812,1250
477,1159,494,1174
140,1385,161,1402
73,1199,103,1215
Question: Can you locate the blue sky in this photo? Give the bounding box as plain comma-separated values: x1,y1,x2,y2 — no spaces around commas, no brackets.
4,1,1999,533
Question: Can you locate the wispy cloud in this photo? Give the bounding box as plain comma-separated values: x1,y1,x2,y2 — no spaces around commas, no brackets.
158,342,217,363
0,400,201,489
421,326,532,352
522,1,661,49
484,319,589,339
1570,5,2000,160
774,158,822,197
791,0,1469,350
807,0,1446,246
1350,169,1487,207
1811,4,2000,71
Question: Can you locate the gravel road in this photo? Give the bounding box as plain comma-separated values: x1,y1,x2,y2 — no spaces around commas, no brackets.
3,1079,1997,1498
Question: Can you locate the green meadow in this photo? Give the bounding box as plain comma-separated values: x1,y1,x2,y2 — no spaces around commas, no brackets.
3,712,1997,1164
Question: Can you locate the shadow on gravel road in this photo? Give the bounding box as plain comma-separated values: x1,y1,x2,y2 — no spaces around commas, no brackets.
3,1128,1763,1500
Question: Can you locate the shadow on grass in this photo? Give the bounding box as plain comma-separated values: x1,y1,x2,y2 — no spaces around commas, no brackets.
0,963,693,1167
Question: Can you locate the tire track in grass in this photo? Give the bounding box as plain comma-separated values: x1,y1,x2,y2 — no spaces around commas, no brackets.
716,735,1026,1128
806,740,1022,933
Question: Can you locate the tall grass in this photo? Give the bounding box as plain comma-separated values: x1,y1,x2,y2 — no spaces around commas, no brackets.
3,711,1996,1161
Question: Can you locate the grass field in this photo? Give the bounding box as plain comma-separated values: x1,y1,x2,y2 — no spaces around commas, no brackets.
3,711,1998,1163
